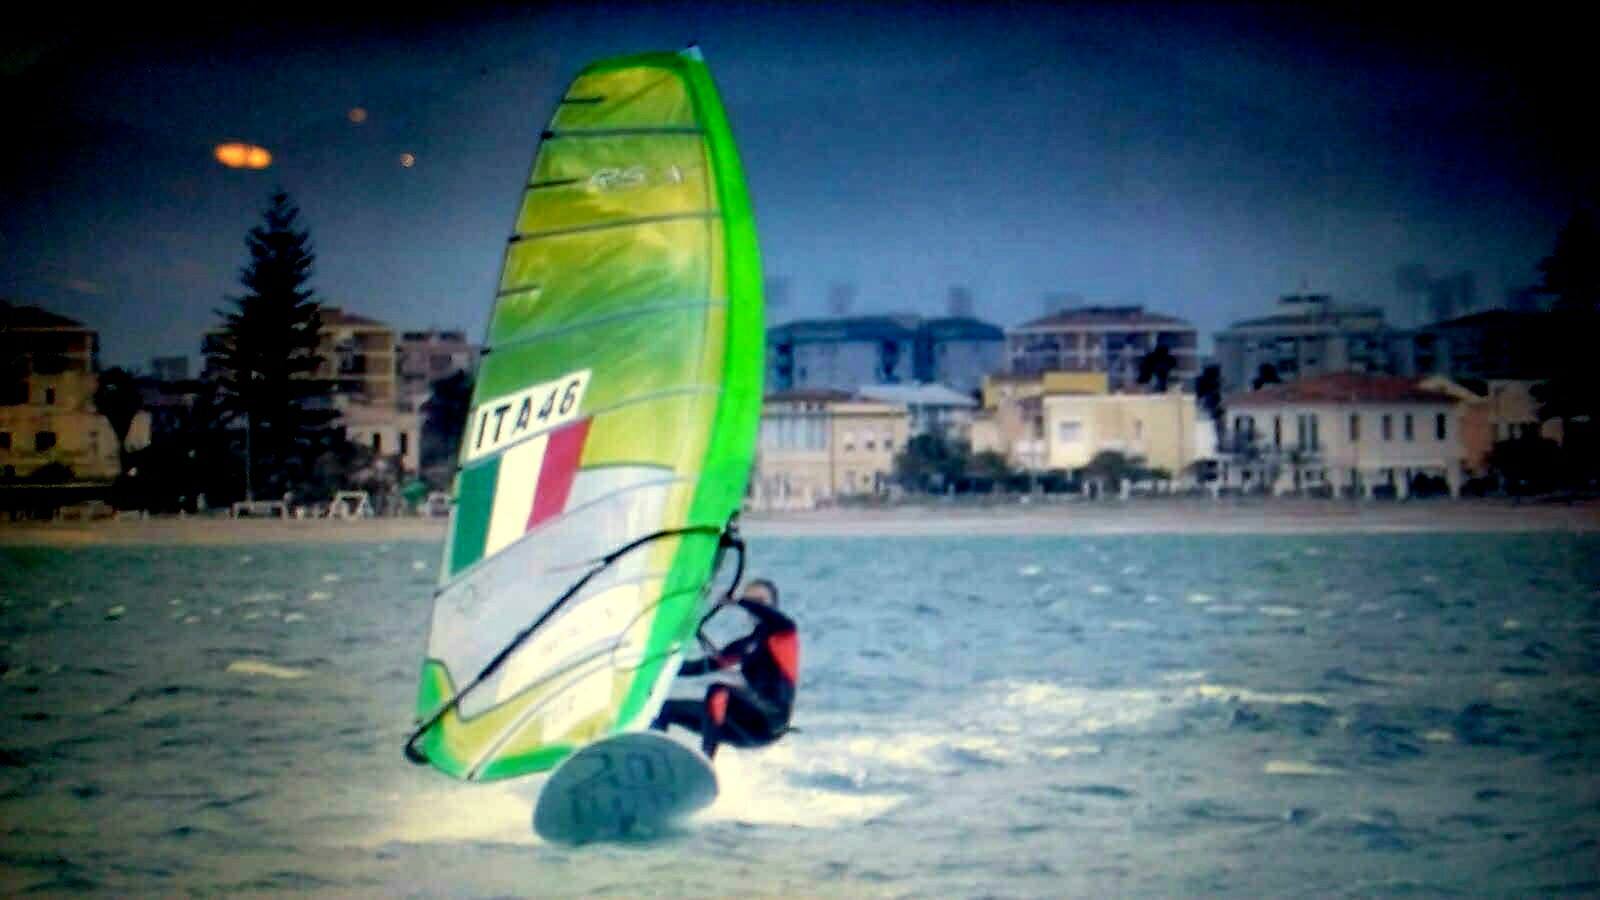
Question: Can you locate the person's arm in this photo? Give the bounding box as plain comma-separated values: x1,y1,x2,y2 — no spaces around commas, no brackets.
678,655,722,676
679,633,757,675
735,598,796,632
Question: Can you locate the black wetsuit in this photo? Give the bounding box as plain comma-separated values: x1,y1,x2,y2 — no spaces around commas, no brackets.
651,598,799,759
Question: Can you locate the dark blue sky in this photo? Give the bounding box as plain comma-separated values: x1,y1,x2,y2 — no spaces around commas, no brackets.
1,2,1590,368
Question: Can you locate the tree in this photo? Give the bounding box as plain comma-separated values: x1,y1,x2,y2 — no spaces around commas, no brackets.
1487,434,1565,495
966,450,1013,491
1079,450,1138,497
892,431,968,492
91,367,142,476
1136,344,1179,392
1251,363,1281,391
206,191,337,500
421,369,474,478
1539,209,1600,314
1531,209,1600,467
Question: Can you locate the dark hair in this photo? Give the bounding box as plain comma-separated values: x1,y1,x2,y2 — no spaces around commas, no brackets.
743,577,779,606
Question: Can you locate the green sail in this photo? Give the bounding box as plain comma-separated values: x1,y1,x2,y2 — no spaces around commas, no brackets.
410,47,763,782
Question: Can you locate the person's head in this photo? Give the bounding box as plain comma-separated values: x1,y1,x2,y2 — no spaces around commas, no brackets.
740,578,779,607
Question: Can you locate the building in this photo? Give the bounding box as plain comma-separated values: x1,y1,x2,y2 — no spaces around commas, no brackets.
316,308,399,411
0,300,144,481
916,317,1005,393
749,390,909,510
1005,305,1199,392
1213,294,1415,394
203,305,420,474
1413,310,1556,381
971,372,1109,470
398,328,479,412
1221,373,1464,497
856,383,978,439
1042,391,1212,478
766,315,1003,394
318,309,418,473
1418,377,1561,476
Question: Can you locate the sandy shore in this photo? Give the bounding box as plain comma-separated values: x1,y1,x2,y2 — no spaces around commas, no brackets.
2,498,1597,547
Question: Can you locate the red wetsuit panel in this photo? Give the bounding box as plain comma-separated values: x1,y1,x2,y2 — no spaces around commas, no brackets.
766,630,800,685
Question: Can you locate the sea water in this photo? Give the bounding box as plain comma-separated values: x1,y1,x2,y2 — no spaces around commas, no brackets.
2,532,1598,897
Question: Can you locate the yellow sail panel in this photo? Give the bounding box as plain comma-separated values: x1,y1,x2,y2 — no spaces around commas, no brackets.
493,219,716,347
552,68,696,130
519,133,711,234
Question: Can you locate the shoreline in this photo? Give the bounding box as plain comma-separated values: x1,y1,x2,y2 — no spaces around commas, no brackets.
2,498,1597,546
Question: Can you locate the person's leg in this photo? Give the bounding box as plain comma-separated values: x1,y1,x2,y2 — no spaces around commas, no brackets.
712,686,784,752
700,684,732,759
651,698,705,735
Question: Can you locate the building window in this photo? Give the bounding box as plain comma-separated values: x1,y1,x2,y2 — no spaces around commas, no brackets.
0,431,9,449
1435,413,1447,441
45,387,56,405
35,431,57,451
373,433,383,453
1349,413,1360,442
1310,414,1319,450
1273,416,1282,448
1382,414,1393,441
400,432,410,454
1403,414,1414,442
1057,421,1083,444
843,430,855,451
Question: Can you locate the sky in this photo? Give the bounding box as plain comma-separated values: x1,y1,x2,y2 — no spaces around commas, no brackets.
1,2,1592,369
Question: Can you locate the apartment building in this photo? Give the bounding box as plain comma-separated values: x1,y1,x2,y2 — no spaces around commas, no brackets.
1005,305,1199,392
749,390,909,510
1213,294,1415,393
0,301,145,481
1222,373,1463,497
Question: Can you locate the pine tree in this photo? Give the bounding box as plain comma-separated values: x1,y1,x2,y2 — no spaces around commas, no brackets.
207,191,337,500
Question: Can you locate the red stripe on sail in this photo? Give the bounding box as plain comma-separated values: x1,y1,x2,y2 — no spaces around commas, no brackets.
527,419,590,529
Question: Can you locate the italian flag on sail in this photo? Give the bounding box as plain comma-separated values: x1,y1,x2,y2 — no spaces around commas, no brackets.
449,418,591,575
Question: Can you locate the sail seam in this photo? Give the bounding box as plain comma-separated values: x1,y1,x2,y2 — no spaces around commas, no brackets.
448,567,674,723
486,300,726,350
542,126,703,139
508,211,716,244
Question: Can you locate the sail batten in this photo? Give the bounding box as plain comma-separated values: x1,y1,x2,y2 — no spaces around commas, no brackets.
410,48,763,783
508,211,717,244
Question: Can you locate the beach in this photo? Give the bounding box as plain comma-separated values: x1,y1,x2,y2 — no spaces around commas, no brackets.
3,497,1597,546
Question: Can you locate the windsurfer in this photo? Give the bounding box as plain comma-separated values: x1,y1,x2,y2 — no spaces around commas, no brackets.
650,578,798,759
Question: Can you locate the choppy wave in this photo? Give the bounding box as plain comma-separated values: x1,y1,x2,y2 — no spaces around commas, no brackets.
2,531,1598,897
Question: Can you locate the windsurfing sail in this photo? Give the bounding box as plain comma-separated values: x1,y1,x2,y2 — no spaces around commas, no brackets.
406,47,763,782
